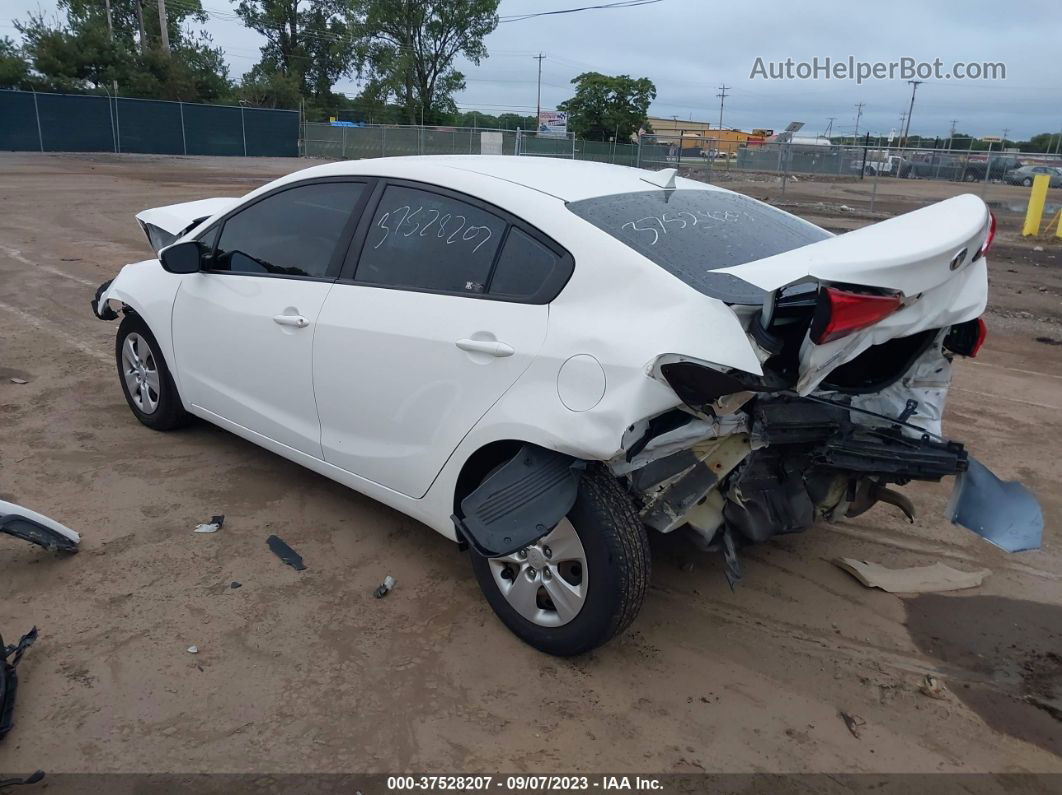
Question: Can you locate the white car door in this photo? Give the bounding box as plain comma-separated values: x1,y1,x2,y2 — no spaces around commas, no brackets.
313,181,572,498
172,179,370,457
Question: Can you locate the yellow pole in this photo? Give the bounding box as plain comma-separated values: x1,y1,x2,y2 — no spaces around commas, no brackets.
1022,173,1050,236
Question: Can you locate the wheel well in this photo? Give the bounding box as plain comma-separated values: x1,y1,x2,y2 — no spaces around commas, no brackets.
452,440,531,517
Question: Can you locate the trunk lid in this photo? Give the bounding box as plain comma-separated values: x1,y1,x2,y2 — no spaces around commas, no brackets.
721,193,992,393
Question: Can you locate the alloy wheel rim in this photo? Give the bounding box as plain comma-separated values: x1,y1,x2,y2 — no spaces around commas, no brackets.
122,332,161,415
488,518,588,627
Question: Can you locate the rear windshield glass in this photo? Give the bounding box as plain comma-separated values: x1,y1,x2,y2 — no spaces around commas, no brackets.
567,189,830,303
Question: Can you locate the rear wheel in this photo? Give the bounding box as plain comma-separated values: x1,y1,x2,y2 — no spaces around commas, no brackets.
469,465,650,656
115,314,187,431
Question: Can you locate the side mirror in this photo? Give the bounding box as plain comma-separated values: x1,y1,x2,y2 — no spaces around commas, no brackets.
160,240,204,274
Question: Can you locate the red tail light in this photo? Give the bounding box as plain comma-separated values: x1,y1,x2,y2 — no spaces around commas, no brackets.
810,287,903,344
970,316,988,357
981,212,996,255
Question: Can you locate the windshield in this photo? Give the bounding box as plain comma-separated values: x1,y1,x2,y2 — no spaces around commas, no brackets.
567,188,830,303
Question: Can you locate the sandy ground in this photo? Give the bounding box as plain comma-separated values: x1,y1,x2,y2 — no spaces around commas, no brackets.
0,153,1059,776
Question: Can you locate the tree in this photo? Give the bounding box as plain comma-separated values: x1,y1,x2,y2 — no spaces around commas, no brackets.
0,36,34,90
350,0,500,124
235,0,352,101
558,72,656,141
14,0,231,101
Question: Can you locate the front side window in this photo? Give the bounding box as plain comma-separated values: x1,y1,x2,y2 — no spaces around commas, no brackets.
212,182,363,278
354,185,505,294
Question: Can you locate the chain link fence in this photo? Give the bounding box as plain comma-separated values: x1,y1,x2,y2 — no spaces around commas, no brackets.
636,132,1062,186
0,89,299,156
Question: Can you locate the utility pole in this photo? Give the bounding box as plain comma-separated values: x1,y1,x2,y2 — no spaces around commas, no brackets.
157,0,171,55
902,80,923,145
948,119,958,150
853,102,864,143
533,53,545,127
1002,127,1010,147
715,84,730,131
823,117,835,139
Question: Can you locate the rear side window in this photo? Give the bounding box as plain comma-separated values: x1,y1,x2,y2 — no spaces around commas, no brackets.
488,228,563,300
212,182,363,278
567,189,830,303
354,186,505,294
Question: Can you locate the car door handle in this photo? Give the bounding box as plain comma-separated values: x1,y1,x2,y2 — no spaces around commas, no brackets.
273,314,310,328
456,338,515,357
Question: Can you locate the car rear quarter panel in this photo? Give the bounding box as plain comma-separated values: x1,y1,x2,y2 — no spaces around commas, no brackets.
421,201,764,528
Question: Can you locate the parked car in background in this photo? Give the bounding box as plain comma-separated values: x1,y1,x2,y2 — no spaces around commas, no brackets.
898,153,1022,182
1003,164,1062,187
852,154,905,176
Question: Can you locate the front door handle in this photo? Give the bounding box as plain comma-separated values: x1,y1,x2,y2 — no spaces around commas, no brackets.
273,314,309,328
456,338,515,357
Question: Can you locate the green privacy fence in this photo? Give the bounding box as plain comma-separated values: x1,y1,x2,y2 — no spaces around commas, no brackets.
0,90,299,156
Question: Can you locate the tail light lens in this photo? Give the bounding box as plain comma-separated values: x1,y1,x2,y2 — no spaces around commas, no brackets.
810,286,903,344
981,212,996,256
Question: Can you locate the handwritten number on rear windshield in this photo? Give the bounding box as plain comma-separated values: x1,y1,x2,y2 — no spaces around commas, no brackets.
373,204,493,254
621,209,742,246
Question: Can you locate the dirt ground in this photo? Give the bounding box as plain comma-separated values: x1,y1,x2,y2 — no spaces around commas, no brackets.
0,152,1060,776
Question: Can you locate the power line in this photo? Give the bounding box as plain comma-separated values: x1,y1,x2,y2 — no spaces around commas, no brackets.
499,0,663,23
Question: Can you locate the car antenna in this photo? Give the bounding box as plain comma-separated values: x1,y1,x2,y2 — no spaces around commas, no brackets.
640,168,677,191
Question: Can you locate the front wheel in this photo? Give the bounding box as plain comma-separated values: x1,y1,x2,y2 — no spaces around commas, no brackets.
115,314,188,431
469,465,650,656
1023,177,1033,187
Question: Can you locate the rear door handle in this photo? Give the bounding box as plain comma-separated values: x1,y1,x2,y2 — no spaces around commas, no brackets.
273,314,309,328
456,338,515,357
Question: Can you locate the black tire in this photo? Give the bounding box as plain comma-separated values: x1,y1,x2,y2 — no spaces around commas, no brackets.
115,313,188,431
964,171,979,182
864,166,875,177
1023,177,1033,187
470,464,650,656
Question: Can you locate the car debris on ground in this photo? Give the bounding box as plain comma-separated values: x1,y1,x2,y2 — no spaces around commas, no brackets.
919,674,949,700
193,515,224,534
266,535,306,571
1,626,39,742
186,645,198,654
0,500,80,553
373,575,396,599
839,711,866,739
833,558,990,593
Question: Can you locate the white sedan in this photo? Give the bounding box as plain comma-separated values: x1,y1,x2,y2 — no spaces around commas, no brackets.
92,156,1041,655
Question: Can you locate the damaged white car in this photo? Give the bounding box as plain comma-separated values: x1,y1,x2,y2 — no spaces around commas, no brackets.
92,156,1041,655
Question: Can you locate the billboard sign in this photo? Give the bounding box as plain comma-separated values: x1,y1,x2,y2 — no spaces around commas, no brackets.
537,110,568,137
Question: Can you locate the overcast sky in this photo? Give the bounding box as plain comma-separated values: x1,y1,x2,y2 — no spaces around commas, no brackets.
4,0,1059,140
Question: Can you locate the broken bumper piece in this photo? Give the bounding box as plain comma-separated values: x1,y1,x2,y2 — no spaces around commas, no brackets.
948,456,1043,552
1,626,38,742
0,500,80,553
